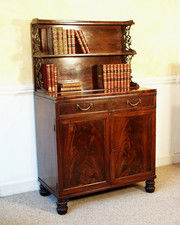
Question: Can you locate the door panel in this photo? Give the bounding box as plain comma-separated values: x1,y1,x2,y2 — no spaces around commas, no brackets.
59,115,109,190
110,110,155,183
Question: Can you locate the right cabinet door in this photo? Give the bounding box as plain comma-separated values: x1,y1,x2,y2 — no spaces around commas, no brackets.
110,109,156,184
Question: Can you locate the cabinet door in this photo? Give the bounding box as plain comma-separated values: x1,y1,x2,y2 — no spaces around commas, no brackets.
58,114,109,192
110,110,155,183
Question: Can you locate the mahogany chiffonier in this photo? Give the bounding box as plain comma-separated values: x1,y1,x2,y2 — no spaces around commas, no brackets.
32,19,156,215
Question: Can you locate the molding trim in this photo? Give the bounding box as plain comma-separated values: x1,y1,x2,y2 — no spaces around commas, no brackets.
173,153,180,164
0,75,180,95
0,179,39,197
0,84,34,95
134,75,180,86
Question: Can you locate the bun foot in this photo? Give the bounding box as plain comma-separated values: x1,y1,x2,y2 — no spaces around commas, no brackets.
57,199,68,215
39,184,51,196
145,179,155,193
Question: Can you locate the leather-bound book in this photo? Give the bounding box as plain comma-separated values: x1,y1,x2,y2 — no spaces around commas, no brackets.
46,64,52,92
67,29,72,54
50,64,55,92
40,29,48,54
71,29,76,54
52,27,58,55
60,86,82,92
57,27,63,54
107,65,111,89
54,66,58,93
62,29,68,54
75,30,86,53
120,64,124,89
59,81,81,88
110,64,114,89
114,64,118,89
47,27,54,55
41,64,48,90
79,30,90,53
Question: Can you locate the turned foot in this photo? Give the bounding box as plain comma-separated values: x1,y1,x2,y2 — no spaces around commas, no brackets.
39,184,51,196
57,199,68,215
145,179,155,193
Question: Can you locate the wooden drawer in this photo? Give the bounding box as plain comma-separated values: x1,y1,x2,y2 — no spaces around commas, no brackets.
109,94,155,111
56,100,108,115
56,94,155,116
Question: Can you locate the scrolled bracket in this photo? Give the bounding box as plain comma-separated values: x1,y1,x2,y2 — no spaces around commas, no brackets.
122,25,133,52
32,24,41,55
124,55,134,64
34,57,43,90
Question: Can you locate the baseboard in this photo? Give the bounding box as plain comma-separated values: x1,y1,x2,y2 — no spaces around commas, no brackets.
0,155,178,197
156,155,174,167
173,153,180,164
0,179,39,197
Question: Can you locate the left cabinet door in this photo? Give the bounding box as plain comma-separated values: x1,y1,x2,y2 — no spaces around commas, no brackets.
57,114,109,194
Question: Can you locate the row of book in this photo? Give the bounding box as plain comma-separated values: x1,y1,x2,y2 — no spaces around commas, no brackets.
41,63,82,92
97,64,131,90
40,27,90,55
41,64,58,92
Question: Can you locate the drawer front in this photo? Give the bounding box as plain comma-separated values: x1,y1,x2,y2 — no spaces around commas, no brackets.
56,94,155,116
57,101,108,115
109,94,155,111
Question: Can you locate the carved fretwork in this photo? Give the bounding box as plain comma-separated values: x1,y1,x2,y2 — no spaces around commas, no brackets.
32,24,41,55
122,25,133,52
124,55,134,64
34,57,43,90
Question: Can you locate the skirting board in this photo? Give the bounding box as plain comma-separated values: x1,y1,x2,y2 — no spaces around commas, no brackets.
173,153,180,164
1,155,179,197
0,179,39,197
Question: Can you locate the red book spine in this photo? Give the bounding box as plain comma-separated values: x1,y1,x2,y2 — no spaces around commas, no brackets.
120,64,124,90
110,64,114,89
46,64,52,92
114,64,117,89
47,28,53,55
67,29,72,54
71,29,76,54
103,65,107,89
75,30,86,53
54,66,58,93
127,64,131,91
124,64,126,91
117,64,121,88
79,30,90,53
50,64,55,92
41,64,48,90
107,65,111,89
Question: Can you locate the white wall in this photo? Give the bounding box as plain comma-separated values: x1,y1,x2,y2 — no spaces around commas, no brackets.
0,77,180,196
0,86,38,196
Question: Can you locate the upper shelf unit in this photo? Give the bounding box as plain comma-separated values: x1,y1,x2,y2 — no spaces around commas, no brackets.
31,18,136,62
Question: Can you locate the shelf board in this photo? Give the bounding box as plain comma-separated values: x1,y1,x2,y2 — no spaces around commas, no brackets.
32,19,134,26
33,51,136,58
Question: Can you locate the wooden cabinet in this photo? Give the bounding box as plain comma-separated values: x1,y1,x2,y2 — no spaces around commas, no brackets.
58,115,109,190
32,19,156,215
110,110,156,183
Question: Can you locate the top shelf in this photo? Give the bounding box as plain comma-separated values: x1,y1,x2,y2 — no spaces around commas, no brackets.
33,51,136,58
32,19,134,26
